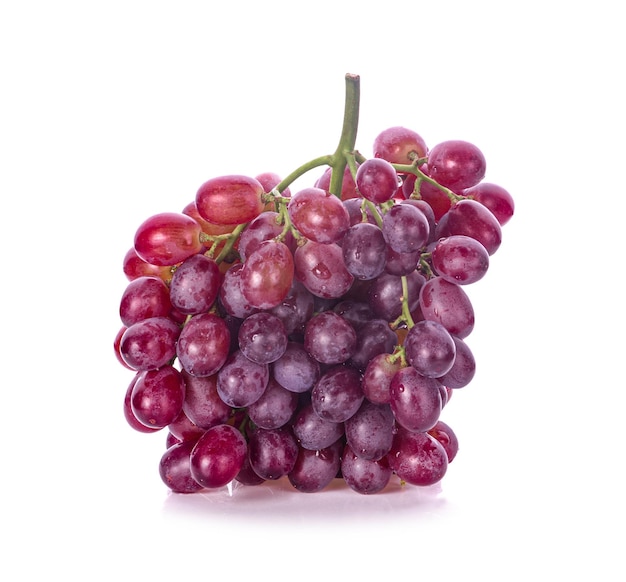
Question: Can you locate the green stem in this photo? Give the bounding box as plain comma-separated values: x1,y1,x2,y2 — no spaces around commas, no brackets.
213,223,247,264
275,154,333,193
400,275,416,329
329,73,361,197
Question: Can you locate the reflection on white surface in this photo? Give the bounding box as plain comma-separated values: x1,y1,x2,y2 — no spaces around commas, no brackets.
161,476,447,522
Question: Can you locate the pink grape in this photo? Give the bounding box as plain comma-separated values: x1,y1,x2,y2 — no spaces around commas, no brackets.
130,365,186,429
195,174,265,225
176,313,231,377
427,140,486,191
389,366,442,433
287,187,350,244
119,316,180,371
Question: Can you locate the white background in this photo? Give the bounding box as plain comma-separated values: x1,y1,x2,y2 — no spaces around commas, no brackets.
2,1,624,579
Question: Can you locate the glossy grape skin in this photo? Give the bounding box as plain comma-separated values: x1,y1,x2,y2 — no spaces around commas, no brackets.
159,440,205,493
403,320,457,378
238,312,288,364
288,441,342,493
362,353,403,404
247,426,299,481
464,182,514,226
218,263,260,319
294,241,354,299
176,313,231,377
382,203,430,254
180,370,232,429
119,276,172,327
241,240,294,310
123,247,172,282
190,424,248,489
367,271,425,322
427,140,486,191
134,212,204,267
292,402,345,450
344,401,395,461
238,211,295,261
431,234,490,285
304,310,357,365
130,365,186,429
247,377,299,430
216,349,269,408
438,335,476,389
355,157,399,203
287,187,350,244
373,126,428,165
349,318,398,372
341,222,388,280
443,199,502,255
169,253,222,315
269,280,315,336
419,276,475,339
119,316,180,371
195,174,265,226
272,342,321,394
341,444,392,494
387,427,448,486
167,408,205,443
389,366,442,433
123,373,160,433
311,365,364,423
428,420,459,463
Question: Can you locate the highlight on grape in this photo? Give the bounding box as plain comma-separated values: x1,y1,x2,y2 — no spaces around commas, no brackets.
116,74,514,495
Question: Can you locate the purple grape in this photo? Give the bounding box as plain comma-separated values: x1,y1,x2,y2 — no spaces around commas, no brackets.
217,349,269,408
381,203,429,253
341,444,392,494
341,222,388,280
270,280,315,336
119,276,172,326
120,316,180,371
130,365,186,429
294,240,354,299
218,263,260,319
361,353,402,404
272,342,320,393
387,427,448,486
367,271,425,321
349,318,398,372
404,319,456,378
247,377,299,430
389,366,442,433
247,426,299,481
190,424,248,489
176,313,231,377
238,311,288,364
438,335,476,389
180,370,232,429
288,440,342,493
431,234,490,285
345,401,395,461
169,253,222,315
159,440,205,493
419,276,475,338
304,311,357,365
311,365,364,423
292,402,345,450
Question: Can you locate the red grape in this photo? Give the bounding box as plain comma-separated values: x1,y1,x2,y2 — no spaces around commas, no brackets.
195,175,265,226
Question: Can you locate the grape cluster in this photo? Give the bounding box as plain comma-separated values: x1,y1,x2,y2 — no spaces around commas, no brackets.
115,79,514,495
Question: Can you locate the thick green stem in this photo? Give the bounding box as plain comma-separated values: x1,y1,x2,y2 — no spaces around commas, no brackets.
329,73,361,197
275,154,333,193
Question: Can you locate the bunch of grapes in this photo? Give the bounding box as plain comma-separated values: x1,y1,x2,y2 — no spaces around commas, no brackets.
115,74,514,495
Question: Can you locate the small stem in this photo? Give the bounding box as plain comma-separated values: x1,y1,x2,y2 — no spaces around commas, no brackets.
275,154,333,193
400,275,416,329
213,223,247,264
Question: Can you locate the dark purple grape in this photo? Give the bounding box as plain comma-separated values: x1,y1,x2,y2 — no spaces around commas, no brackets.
341,444,392,494
419,276,475,339
238,311,288,364
367,271,425,322
247,377,299,429
130,365,186,429
311,365,364,423
169,253,222,315
190,423,248,489
344,401,395,461
389,366,442,433
332,299,375,330
217,349,269,408
247,426,299,480
342,222,387,280
349,318,398,372
304,311,357,365
180,370,232,429
120,316,180,371
269,280,315,336
292,402,345,450
428,420,459,463
439,335,476,389
381,203,429,254
159,440,205,493
288,441,342,493
119,276,172,326
272,342,320,393
404,320,456,378
176,313,231,377
387,427,448,486
219,263,260,319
